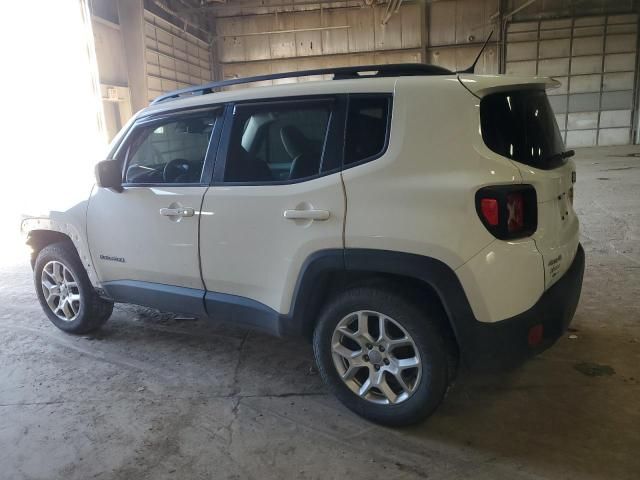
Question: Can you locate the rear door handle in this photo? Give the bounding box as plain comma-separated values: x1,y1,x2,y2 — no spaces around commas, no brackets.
283,209,330,221
160,207,195,217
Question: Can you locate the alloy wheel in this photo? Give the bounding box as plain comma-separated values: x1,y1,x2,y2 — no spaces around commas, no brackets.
41,261,81,322
331,310,422,405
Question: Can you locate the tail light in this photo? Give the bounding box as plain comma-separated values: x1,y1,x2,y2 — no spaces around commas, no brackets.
480,198,499,226
476,185,537,239
506,193,524,233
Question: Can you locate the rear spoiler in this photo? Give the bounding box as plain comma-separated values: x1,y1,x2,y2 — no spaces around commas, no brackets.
457,74,560,98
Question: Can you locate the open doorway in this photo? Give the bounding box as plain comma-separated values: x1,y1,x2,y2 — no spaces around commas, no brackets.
0,0,107,266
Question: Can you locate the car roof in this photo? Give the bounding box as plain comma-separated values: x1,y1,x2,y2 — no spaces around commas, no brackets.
141,76,404,117
140,73,555,118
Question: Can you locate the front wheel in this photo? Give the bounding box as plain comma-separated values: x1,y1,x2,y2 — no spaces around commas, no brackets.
313,287,450,426
34,242,113,334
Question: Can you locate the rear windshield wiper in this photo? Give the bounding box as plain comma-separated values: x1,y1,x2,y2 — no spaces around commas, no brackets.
543,149,575,164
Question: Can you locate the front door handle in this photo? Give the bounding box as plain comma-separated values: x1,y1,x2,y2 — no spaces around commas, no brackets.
283,209,330,221
160,207,195,217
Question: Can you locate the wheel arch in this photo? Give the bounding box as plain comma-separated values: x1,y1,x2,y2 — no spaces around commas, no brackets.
26,230,76,265
22,217,100,287
286,249,477,364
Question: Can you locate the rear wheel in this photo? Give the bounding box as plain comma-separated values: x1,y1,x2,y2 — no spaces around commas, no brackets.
34,242,113,334
313,287,450,426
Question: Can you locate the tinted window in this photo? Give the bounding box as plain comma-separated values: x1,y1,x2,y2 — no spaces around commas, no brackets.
480,90,565,170
123,111,217,184
345,96,390,165
224,102,331,183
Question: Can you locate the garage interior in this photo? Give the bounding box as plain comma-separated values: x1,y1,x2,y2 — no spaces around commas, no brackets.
1,0,639,478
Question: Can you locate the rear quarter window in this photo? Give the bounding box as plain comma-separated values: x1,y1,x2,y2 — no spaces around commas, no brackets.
480,90,566,170
344,96,391,166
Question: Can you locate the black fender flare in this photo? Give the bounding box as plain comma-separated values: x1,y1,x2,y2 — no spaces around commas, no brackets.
283,249,477,356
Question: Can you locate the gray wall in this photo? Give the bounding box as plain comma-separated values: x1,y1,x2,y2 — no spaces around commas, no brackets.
506,14,638,147
506,0,636,20
91,10,133,140
94,0,640,145
427,0,500,73
144,9,212,103
213,0,504,82
215,2,425,85
91,0,213,136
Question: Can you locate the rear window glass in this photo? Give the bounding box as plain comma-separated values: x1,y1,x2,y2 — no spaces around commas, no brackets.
480,90,566,170
345,96,390,166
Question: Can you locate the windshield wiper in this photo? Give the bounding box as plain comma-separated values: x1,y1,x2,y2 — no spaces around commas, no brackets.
543,149,575,164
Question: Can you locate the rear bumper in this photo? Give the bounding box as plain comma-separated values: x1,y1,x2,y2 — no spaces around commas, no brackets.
460,243,585,370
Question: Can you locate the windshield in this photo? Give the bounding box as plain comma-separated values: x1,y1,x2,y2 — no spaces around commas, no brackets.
480,89,566,170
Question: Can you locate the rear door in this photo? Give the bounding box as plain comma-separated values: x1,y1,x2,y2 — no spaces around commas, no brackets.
479,88,579,288
199,97,346,317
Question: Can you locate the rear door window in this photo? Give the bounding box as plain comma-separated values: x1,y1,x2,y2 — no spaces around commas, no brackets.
480,90,566,170
224,101,332,183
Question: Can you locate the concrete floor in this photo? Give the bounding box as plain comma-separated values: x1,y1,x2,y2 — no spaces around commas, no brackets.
1,145,639,480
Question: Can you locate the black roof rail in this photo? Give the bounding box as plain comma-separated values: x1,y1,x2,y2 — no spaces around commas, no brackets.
150,63,453,105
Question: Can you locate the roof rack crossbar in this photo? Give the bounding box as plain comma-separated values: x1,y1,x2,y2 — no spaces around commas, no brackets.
150,63,453,105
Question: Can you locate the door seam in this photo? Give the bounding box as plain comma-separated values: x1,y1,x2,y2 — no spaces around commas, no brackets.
197,185,210,298
340,171,347,251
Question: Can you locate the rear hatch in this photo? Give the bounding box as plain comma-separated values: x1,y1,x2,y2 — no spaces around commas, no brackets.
468,78,580,289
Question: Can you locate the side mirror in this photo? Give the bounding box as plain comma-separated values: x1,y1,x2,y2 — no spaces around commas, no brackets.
95,160,123,192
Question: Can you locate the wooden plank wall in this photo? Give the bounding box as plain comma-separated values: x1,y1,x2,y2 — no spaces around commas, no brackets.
213,0,506,84
215,2,425,85
427,0,500,73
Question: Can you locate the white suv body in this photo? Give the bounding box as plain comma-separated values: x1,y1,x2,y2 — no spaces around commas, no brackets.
22,66,584,425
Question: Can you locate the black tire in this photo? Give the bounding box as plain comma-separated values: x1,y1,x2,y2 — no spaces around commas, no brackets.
313,286,450,426
34,242,113,334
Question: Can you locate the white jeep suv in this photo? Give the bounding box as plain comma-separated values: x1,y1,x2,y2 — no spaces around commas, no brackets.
22,64,584,426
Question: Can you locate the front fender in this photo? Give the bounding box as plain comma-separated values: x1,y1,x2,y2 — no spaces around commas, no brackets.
21,209,99,288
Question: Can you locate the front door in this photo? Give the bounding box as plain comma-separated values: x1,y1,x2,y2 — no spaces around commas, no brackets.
87,108,221,302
